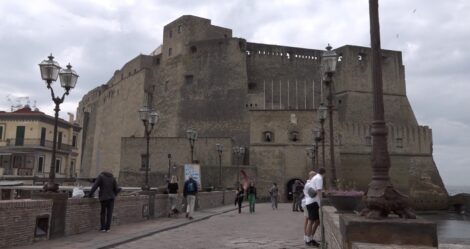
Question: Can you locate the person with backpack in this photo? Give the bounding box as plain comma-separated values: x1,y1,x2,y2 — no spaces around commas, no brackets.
183,175,198,219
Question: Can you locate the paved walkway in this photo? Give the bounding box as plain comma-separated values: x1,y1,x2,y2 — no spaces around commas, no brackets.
12,203,313,249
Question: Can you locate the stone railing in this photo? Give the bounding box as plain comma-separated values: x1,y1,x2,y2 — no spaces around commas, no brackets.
0,190,235,248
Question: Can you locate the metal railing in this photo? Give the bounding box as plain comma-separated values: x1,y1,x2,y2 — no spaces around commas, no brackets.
4,138,76,151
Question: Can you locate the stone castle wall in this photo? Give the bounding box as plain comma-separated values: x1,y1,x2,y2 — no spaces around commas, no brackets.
76,15,448,209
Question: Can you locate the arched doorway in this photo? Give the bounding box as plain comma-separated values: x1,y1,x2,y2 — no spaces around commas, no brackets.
286,178,304,201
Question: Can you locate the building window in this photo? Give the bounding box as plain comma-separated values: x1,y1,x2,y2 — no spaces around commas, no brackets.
55,158,61,174
263,131,274,142
0,125,4,140
185,75,194,84
70,160,75,178
72,135,77,148
40,128,46,146
365,136,372,146
289,131,300,142
178,25,182,33
190,46,197,53
141,154,148,171
15,126,25,146
168,48,172,56
58,132,62,149
248,82,257,91
169,30,172,38
396,138,403,148
37,156,44,173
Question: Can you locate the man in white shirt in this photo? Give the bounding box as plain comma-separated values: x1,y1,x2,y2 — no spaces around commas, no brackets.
302,171,316,245
304,168,325,247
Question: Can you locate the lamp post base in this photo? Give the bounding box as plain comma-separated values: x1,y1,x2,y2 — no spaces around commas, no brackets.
361,180,416,219
43,182,59,192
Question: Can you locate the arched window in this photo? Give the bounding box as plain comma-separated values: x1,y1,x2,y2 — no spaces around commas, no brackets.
263,131,273,142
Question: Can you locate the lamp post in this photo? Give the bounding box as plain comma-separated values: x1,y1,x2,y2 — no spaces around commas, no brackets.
232,146,245,184
318,103,327,170
186,128,198,163
139,106,159,191
363,0,415,219
321,44,339,188
306,145,316,170
216,143,224,188
313,129,322,168
38,54,79,192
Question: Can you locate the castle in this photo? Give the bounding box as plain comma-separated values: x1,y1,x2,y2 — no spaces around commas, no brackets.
76,15,447,209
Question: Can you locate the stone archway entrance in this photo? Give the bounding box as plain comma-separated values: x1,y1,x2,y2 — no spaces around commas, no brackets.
286,178,304,201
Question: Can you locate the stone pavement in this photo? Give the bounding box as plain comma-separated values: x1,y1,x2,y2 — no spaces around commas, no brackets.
113,203,313,249
11,203,315,249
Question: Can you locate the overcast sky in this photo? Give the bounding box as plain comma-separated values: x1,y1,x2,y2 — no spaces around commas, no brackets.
0,0,468,187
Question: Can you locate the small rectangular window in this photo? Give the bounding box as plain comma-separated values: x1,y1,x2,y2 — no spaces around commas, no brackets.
0,125,4,140
169,30,173,38
40,127,46,146
72,135,77,147
55,159,61,174
178,25,182,33
38,156,44,173
185,75,194,84
396,138,403,148
58,132,62,149
168,48,172,56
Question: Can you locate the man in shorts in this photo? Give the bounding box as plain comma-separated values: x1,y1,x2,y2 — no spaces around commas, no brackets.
304,168,325,247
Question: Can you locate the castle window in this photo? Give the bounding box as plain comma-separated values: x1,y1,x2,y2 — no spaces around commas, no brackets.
224,34,227,38
263,131,274,142
248,82,257,91
289,131,300,142
169,30,173,38
365,136,372,146
185,75,194,84
178,25,182,33
168,48,172,56
396,138,403,148
190,46,197,53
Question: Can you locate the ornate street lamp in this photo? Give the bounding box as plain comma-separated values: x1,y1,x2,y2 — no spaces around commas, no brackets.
318,103,327,170
38,54,79,192
186,128,198,163
306,145,316,170
216,143,224,188
321,44,339,188
139,106,159,191
232,146,245,184
363,0,415,219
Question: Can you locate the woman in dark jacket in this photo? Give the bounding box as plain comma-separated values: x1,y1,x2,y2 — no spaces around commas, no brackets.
167,175,179,217
247,182,257,213
234,184,245,214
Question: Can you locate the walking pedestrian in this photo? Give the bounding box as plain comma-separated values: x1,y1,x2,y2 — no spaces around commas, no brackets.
87,171,121,232
247,181,257,213
302,171,316,245
269,182,279,210
234,184,245,214
183,175,198,220
304,168,325,247
167,175,179,217
293,180,304,211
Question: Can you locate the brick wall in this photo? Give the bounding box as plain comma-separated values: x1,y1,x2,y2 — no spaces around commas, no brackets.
65,195,148,235
0,199,52,248
1,191,234,247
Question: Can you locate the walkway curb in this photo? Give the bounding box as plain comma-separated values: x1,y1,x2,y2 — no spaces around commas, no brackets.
96,205,244,249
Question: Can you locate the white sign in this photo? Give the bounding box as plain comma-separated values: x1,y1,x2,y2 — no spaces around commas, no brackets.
184,164,201,188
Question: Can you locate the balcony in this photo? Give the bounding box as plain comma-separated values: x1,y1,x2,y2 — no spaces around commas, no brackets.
3,138,76,152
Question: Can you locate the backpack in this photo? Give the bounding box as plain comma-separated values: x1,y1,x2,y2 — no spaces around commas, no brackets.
187,181,195,192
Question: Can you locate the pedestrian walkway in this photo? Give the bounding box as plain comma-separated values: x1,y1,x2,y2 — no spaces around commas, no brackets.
12,204,245,249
